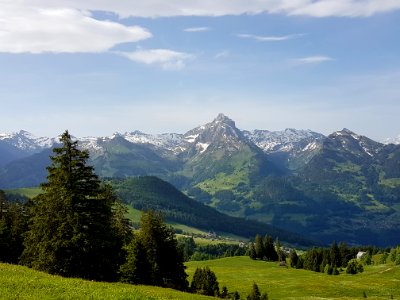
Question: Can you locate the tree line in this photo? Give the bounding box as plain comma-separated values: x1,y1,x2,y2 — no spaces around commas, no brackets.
247,233,400,275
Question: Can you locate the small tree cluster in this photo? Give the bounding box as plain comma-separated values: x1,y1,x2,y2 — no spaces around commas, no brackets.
0,191,29,263
191,267,219,296
346,259,364,274
247,283,268,300
249,234,278,261
120,211,188,290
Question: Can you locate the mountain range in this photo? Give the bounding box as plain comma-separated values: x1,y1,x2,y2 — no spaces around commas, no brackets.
1,114,400,246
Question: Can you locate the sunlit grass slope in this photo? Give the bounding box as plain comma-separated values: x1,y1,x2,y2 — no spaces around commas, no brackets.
186,256,400,300
0,263,211,300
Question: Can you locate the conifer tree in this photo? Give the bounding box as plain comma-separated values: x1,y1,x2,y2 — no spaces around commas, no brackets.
191,266,219,296
263,235,278,261
21,131,125,281
120,211,188,290
0,190,28,263
255,234,265,259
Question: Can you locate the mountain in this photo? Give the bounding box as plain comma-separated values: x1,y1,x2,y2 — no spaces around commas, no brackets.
383,135,400,145
0,130,55,167
2,115,400,246
244,128,325,170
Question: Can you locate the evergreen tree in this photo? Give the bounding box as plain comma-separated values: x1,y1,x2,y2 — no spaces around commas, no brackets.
20,131,125,281
289,249,299,268
191,266,219,296
120,236,152,284
255,235,265,259
264,235,278,261
0,191,28,263
120,211,188,290
247,283,261,300
249,242,257,260
247,283,268,300
330,241,341,267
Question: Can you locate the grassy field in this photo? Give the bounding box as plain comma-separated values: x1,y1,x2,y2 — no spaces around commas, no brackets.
1,257,399,299
186,256,400,300
0,263,211,300
6,187,42,198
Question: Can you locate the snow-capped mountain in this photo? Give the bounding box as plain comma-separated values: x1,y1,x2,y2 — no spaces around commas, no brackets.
0,130,55,151
383,135,400,145
329,128,384,158
244,128,325,153
182,113,250,156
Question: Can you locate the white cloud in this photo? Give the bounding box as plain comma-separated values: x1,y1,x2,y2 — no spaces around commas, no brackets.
0,2,151,54
236,33,304,42
215,50,230,59
12,0,400,18
292,56,334,65
183,27,211,32
118,49,194,70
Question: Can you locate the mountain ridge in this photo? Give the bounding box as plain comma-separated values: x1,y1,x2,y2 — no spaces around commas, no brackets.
2,114,400,246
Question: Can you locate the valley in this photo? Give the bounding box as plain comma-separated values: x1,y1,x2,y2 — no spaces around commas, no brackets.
1,114,400,246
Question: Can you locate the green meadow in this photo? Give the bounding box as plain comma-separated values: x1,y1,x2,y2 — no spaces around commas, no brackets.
1,257,399,299
186,256,400,300
0,263,210,300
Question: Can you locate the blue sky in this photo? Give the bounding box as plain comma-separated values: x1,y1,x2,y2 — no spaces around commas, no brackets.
1,1,400,141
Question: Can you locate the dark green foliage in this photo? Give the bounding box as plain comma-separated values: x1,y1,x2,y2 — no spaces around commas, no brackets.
255,235,265,259
191,266,219,296
120,211,188,290
177,237,196,261
249,243,257,260
361,252,372,265
249,234,278,261
120,236,153,285
264,235,278,261
289,249,299,268
112,176,315,246
20,131,126,281
190,243,246,261
346,259,364,274
330,241,341,268
247,283,268,300
0,190,28,263
220,286,228,298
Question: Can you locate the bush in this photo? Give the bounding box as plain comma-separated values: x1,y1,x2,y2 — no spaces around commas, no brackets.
346,259,364,274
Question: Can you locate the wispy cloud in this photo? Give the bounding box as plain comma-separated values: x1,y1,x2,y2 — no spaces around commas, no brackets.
183,27,211,32
11,1,399,18
0,3,151,54
236,33,304,42
215,50,230,59
118,49,194,70
292,56,334,65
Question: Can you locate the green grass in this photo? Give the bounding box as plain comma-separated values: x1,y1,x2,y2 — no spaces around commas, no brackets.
6,187,42,198
2,257,399,299
0,263,211,300
186,256,400,299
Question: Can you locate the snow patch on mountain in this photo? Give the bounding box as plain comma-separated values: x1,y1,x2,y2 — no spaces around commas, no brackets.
0,130,55,151
383,135,400,145
244,128,325,153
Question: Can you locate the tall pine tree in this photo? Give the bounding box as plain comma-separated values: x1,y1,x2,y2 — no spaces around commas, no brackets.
21,131,125,281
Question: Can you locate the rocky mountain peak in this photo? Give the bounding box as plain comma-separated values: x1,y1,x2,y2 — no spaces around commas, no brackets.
213,113,236,128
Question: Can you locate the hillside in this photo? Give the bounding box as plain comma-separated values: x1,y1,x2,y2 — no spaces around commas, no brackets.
0,263,210,300
1,258,399,299
111,176,316,247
